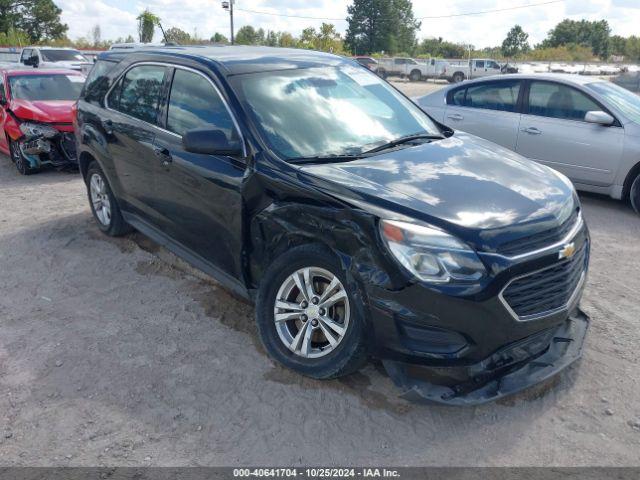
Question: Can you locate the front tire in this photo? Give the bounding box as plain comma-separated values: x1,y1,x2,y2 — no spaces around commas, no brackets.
409,69,422,82
86,162,131,236
256,244,368,379
10,139,37,175
631,173,640,215
452,72,465,83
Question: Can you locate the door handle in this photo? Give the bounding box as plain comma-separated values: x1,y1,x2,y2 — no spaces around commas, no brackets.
447,113,464,121
154,146,173,166
102,119,113,135
521,127,542,135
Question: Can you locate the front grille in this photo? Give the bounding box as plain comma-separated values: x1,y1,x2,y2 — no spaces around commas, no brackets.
502,240,588,319
496,210,580,257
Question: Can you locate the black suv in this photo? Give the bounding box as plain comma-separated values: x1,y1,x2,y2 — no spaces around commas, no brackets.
75,46,590,404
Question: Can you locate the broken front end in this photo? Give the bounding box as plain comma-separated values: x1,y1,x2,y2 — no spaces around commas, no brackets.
17,122,77,170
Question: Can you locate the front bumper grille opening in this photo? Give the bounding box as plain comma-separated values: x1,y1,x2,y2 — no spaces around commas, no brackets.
502,240,588,319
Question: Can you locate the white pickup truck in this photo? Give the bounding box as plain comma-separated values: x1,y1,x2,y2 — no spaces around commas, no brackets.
445,58,504,83
376,57,447,82
19,47,92,73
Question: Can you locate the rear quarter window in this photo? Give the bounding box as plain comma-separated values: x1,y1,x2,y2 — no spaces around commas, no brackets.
81,60,118,106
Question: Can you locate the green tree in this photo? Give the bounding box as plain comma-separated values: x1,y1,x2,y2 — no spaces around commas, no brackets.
501,25,529,58
265,30,279,47
0,0,68,42
417,37,467,58
211,32,229,44
541,19,611,59
279,32,296,48
137,9,160,43
345,0,419,55
315,23,342,52
298,27,317,50
165,27,191,44
235,25,265,45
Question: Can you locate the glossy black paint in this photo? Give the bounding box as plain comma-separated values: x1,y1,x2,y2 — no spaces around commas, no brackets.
75,46,590,404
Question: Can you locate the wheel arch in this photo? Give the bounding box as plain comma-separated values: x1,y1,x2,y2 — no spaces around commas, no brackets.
622,161,640,201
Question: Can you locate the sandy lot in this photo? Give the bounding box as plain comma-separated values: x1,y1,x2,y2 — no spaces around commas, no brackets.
1,82,640,466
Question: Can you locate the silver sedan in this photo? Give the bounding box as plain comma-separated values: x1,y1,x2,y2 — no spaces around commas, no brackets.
415,73,640,214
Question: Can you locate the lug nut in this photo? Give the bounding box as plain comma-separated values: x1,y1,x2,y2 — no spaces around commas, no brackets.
312,297,319,305
311,319,319,327
301,301,308,308
301,314,308,322
319,308,326,316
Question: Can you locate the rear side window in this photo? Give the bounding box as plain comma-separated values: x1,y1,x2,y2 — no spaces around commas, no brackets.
476,61,485,68
463,81,521,112
20,49,32,62
108,65,166,125
82,60,117,105
528,81,600,121
166,69,236,139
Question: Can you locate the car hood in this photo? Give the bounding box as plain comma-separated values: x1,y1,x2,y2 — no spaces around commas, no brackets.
299,132,576,248
10,99,75,124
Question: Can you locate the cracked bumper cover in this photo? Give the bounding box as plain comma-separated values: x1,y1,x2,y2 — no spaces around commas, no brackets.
382,309,589,405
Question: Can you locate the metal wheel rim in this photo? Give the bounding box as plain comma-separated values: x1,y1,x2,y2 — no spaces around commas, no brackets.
274,267,350,359
89,173,112,226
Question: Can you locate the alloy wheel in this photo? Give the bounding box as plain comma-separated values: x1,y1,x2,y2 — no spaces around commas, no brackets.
273,267,350,359
89,173,112,226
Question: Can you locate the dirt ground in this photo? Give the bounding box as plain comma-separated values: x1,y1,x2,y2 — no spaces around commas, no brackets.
1,81,640,466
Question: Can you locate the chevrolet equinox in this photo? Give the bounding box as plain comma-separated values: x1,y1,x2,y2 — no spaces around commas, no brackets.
75,46,590,404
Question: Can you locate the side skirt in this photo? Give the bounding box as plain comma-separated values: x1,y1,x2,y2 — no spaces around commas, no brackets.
122,211,252,302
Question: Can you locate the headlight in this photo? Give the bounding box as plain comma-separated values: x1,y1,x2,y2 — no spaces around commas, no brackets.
380,219,486,284
19,122,59,139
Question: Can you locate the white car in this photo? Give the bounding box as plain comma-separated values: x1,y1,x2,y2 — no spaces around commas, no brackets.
19,47,91,73
415,73,640,213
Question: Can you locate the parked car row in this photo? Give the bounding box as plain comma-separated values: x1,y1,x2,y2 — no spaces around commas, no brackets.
63,46,594,405
414,73,640,215
354,56,516,83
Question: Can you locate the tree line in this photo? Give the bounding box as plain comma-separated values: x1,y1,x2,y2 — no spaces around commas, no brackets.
1,0,639,63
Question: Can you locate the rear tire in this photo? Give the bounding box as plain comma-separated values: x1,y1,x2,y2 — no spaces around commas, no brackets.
10,139,38,175
409,69,422,82
255,244,368,380
86,162,131,236
631,173,640,215
452,72,465,83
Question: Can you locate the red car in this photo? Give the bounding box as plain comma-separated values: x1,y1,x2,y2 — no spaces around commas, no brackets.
0,68,84,174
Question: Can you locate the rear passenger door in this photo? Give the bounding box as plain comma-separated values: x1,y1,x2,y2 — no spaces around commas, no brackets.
516,80,624,186
443,79,523,150
104,64,169,221
152,66,246,281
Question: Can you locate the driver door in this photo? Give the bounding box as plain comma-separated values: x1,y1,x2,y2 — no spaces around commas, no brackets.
152,67,246,281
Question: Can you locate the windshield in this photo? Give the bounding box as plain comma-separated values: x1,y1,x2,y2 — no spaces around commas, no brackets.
231,65,441,160
40,50,88,62
588,81,640,124
9,74,85,101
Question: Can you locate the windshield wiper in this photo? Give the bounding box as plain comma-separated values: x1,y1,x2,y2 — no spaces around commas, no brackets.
363,133,445,155
289,153,365,164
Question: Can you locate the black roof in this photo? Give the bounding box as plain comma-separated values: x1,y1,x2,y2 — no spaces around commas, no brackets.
99,45,349,75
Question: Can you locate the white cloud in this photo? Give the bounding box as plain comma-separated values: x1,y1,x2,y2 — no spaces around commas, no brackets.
55,0,639,48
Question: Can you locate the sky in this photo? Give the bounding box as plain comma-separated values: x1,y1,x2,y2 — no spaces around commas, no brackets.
55,0,640,48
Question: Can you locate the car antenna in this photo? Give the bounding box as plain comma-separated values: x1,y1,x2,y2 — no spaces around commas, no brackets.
157,21,175,45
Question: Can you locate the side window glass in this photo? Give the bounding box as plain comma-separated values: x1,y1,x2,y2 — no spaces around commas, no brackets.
464,81,521,112
167,69,236,140
449,88,466,106
83,60,116,105
114,65,166,124
0,80,5,102
476,61,485,68
528,82,600,121
21,49,32,62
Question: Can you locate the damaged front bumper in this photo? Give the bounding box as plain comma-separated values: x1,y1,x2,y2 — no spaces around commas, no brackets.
19,131,77,170
383,310,589,405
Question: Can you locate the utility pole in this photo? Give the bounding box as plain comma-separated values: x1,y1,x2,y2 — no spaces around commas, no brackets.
222,0,235,45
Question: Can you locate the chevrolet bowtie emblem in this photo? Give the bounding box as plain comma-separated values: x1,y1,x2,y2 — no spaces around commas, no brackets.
559,242,576,260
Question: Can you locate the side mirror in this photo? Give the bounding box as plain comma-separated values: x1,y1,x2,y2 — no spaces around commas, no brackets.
585,111,614,126
182,128,243,156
